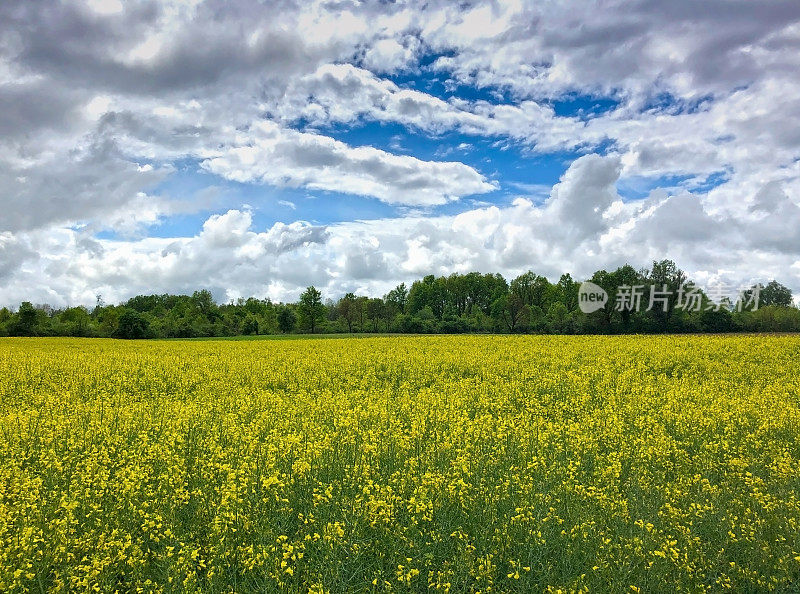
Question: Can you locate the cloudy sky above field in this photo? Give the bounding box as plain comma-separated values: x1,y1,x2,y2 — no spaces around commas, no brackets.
2,0,800,306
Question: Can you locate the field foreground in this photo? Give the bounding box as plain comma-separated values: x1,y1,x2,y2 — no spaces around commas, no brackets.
1,335,800,592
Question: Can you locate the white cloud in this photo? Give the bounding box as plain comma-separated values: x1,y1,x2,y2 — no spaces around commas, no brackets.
361,36,420,73
2,0,800,305
4,154,800,308
276,63,584,150
201,121,496,206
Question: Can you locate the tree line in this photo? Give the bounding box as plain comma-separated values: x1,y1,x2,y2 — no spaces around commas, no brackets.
1,260,798,338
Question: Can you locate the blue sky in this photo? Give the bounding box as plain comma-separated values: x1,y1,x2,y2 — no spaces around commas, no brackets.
1,0,799,306
143,124,573,238
129,84,637,239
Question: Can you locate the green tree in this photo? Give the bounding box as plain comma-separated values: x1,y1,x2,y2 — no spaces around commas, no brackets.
510,271,553,311
547,302,570,333
356,296,369,329
644,260,687,331
0,307,10,335
11,302,40,336
114,309,150,339
192,289,219,322
385,283,408,315
277,306,296,333
699,307,735,333
338,293,358,333
381,295,399,331
407,275,446,319
366,298,384,332
613,264,645,328
758,280,793,308
298,286,325,333
492,293,529,332
587,269,619,330
556,273,579,312
59,306,94,337
242,314,259,335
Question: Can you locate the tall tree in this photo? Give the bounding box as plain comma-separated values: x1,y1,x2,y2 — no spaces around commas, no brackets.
492,293,529,332
61,306,93,337
556,273,579,312
114,309,149,339
407,275,447,319
588,269,619,329
366,298,384,332
382,294,399,331
298,286,325,334
191,290,217,319
510,271,553,311
385,283,408,312
242,315,259,335
356,296,369,329
11,302,40,336
759,280,793,307
613,264,645,327
277,306,296,333
338,293,358,333
645,259,687,330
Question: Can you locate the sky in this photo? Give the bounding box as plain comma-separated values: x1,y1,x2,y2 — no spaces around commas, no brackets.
2,0,800,307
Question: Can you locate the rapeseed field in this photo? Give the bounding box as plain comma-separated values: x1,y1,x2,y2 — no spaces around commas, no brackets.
1,335,799,592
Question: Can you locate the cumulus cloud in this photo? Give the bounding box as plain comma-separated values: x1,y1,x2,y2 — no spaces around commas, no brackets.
4,155,799,308
276,63,585,151
422,0,800,100
1,0,800,304
542,154,623,242
202,121,496,206
0,139,172,232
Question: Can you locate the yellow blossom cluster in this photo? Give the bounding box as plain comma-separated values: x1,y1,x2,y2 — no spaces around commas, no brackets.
1,335,799,592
